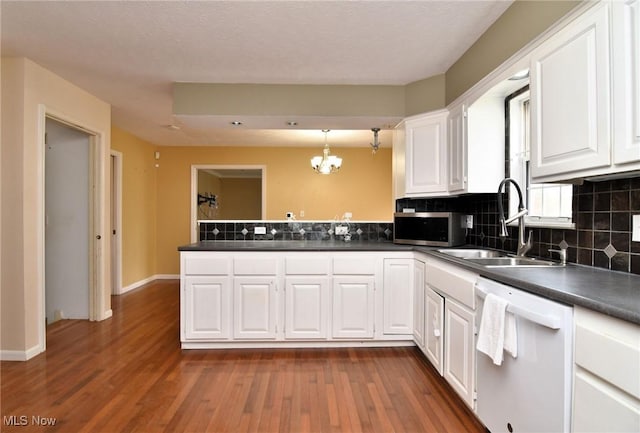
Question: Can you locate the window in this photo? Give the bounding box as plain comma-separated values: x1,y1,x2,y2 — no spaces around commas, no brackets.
507,88,574,229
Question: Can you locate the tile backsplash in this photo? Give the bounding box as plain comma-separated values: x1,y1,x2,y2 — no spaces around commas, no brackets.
397,176,640,275
198,220,394,242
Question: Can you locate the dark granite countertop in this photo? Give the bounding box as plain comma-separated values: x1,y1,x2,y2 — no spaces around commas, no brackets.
179,240,640,325
179,240,414,252
423,248,640,325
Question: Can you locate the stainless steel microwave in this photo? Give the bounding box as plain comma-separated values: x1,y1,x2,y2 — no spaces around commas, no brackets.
393,212,467,247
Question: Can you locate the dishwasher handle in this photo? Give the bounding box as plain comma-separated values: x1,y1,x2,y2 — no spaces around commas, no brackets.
475,284,562,330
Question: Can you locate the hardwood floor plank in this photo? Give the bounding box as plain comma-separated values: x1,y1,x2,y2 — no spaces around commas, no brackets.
1,280,486,433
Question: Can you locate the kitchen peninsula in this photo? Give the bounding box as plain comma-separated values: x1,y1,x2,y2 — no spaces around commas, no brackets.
179,238,640,350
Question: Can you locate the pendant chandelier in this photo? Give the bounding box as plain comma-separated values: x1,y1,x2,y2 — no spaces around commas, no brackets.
310,129,342,174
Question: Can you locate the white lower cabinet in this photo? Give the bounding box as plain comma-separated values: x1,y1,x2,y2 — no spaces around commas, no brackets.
181,251,417,347
383,258,414,335
183,276,231,340
233,277,278,339
424,258,478,410
413,259,426,350
284,277,329,339
443,297,476,409
424,285,444,375
332,276,375,339
572,307,640,432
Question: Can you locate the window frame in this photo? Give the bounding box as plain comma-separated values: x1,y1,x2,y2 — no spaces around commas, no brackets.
506,87,575,230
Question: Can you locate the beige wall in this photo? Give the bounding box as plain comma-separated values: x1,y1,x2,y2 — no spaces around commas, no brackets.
445,0,581,104
405,74,446,116
1,58,111,357
155,146,392,275
111,127,158,287
197,171,221,197
219,178,262,220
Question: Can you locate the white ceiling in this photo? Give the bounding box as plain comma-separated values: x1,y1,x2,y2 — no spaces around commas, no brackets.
1,0,513,148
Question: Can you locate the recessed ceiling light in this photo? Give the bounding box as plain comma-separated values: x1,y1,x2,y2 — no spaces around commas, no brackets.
230,121,243,126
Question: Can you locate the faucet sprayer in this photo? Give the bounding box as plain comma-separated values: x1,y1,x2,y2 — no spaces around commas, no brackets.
497,178,533,257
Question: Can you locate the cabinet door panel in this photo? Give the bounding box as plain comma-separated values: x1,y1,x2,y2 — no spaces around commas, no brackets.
444,298,476,409
530,3,611,180
332,277,375,339
413,261,426,349
613,0,640,164
285,278,329,339
184,276,231,340
383,259,413,335
447,104,466,192
233,278,277,339
424,286,444,375
405,112,448,195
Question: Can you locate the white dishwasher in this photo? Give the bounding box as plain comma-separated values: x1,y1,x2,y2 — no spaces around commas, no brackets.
475,277,573,433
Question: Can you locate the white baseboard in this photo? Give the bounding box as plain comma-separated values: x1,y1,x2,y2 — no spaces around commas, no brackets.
1,344,43,361
120,274,179,294
155,274,179,280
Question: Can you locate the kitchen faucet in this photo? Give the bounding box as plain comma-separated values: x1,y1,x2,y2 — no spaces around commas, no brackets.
497,178,533,257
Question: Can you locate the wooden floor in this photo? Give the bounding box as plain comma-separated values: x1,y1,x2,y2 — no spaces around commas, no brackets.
1,280,486,433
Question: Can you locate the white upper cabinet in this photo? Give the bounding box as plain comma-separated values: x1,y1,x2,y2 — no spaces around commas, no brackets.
612,0,640,165
529,0,640,181
403,110,448,196
447,96,505,195
392,121,406,200
447,104,466,193
530,2,612,181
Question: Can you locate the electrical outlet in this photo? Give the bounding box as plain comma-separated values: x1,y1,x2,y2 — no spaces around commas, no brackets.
335,225,349,235
254,226,267,235
343,212,352,220
465,215,474,229
633,215,640,242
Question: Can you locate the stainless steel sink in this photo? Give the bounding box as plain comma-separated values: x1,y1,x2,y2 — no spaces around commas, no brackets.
436,248,564,267
436,249,507,259
466,257,564,267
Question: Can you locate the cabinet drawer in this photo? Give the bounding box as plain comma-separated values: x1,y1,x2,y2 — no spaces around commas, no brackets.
425,260,477,309
575,310,640,399
285,256,330,275
234,257,279,275
183,254,231,275
573,370,640,433
332,256,376,275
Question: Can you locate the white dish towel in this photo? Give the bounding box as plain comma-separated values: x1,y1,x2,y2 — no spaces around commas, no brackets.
477,293,518,365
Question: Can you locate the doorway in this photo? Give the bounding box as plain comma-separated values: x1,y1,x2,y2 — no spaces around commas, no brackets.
110,151,123,295
44,118,91,324
190,165,266,242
